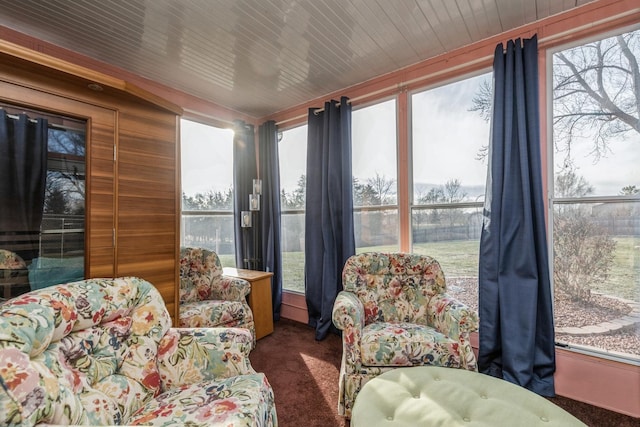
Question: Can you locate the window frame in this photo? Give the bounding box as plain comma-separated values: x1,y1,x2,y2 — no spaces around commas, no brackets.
351,96,400,253
546,24,640,364
278,124,308,294
179,118,236,266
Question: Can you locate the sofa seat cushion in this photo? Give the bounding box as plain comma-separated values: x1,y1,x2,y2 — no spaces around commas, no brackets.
127,373,275,426
179,300,252,328
361,322,463,367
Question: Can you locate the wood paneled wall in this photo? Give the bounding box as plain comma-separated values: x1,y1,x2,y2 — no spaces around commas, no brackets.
116,105,179,317
0,51,181,323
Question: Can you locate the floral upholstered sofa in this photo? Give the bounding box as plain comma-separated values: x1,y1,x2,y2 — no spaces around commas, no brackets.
0,276,277,426
332,252,479,418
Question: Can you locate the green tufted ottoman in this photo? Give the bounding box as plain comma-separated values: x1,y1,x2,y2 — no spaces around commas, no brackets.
351,366,586,426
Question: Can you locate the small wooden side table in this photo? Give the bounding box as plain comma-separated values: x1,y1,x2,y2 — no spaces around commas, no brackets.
223,267,274,340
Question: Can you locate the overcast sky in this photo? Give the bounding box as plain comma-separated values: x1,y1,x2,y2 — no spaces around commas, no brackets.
278,124,307,193
279,76,491,200
554,129,640,196
181,120,234,196
411,73,491,200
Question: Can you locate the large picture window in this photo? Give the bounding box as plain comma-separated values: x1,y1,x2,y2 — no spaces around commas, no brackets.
550,28,640,362
1,104,86,298
279,125,307,293
180,119,235,267
352,99,399,252
410,72,492,310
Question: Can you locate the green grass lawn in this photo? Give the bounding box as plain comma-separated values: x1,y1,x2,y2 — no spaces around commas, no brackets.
410,241,480,277
281,252,305,293
591,236,639,302
218,254,236,268
279,240,481,294
276,237,638,301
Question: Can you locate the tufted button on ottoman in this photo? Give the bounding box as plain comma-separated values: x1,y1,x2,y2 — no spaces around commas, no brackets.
351,366,586,426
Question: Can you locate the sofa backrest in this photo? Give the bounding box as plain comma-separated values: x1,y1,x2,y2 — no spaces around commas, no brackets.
341,252,447,324
179,247,223,303
0,277,172,426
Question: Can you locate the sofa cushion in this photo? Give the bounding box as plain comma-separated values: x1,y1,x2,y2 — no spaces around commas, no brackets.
1,277,277,427
0,277,171,425
179,300,252,328
361,322,462,367
128,373,274,426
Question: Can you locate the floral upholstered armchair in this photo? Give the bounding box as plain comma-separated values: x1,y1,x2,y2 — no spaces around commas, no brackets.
0,276,277,426
179,247,255,345
332,252,479,418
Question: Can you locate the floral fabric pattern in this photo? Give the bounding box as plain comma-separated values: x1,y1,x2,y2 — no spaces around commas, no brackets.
128,374,276,427
0,277,277,427
0,250,29,301
332,252,479,418
0,249,26,269
360,322,462,367
179,247,255,345
180,300,249,328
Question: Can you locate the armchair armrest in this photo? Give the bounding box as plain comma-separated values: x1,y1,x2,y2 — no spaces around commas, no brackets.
426,293,479,341
212,276,251,301
332,291,365,331
332,291,365,373
158,327,255,392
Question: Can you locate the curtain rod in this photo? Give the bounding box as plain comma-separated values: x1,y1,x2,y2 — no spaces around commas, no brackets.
275,8,639,127
2,110,85,133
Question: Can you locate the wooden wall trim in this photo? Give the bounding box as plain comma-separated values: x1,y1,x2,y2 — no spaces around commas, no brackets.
0,38,182,116
555,349,640,417
281,291,308,324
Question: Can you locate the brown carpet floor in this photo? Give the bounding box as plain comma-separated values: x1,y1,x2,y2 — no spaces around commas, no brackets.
249,318,639,427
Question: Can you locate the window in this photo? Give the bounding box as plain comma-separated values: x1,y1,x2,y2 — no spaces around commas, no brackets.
410,72,492,310
352,99,399,252
550,28,640,362
279,125,307,293
1,104,86,298
180,119,235,267
41,126,86,261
